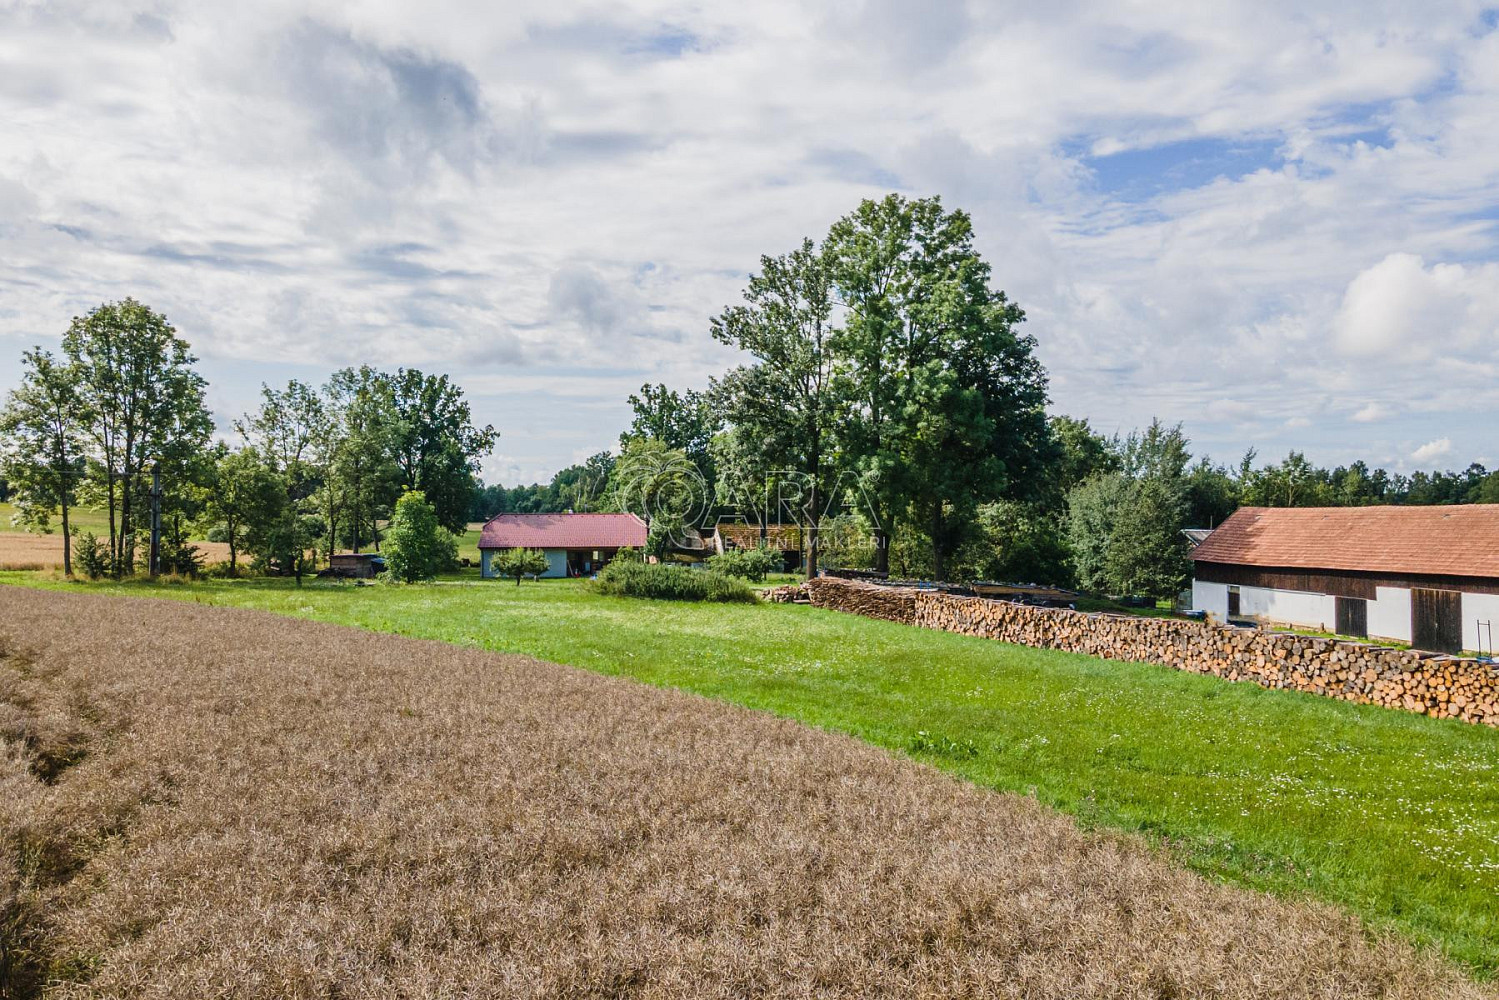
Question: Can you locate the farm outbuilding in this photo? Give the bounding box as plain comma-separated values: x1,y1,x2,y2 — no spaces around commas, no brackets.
1190,505,1499,654
478,512,647,579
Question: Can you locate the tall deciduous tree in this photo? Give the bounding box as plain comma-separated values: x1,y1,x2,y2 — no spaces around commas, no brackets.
622,383,718,484
63,299,212,575
384,490,458,583
0,349,86,575
828,194,1048,580
711,238,836,579
387,368,497,534
201,446,286,576
323,366,399,553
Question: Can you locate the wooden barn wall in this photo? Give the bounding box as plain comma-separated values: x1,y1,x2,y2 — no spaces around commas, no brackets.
1192,562,1499,598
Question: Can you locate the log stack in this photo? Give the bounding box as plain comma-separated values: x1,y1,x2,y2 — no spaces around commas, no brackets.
804,577,1499,728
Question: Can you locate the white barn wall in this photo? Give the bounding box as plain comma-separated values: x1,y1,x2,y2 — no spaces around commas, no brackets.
1239,586,1337,631
1367,587,1413,643
1464,592,1499,654
542,549,568,578
1192,580,1229,620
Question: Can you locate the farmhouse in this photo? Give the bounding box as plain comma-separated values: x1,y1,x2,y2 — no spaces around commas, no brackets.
478,512,646,579
1190,505,1499,653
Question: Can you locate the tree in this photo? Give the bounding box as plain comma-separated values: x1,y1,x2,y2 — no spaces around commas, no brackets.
1066,472,1131,593
608,438,706,557
712,238,837,579
387,368,497,533
0,349,85,576
383,490,458,583
1046,415,1118,504
63,299,213,575
238,380,326,497
201,446,286,575
1106,477,1191,599
826,194,1049,580
961,500,1072,586
622,384,717,483
551,452,616,512
493,547,549,585
323,366,400,553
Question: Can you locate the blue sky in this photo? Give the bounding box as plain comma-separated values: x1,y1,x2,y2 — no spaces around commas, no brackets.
2,1,1497,483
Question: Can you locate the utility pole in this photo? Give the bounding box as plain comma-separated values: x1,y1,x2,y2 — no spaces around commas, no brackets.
149,460,163,577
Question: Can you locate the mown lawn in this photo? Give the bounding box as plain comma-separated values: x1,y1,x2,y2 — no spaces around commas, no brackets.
5,570,1499,977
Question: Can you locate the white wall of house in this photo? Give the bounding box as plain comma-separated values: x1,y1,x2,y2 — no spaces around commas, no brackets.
1192,580,1229,620
1367,586,1413,643
1463,592,1499,654
1238,586,1337,632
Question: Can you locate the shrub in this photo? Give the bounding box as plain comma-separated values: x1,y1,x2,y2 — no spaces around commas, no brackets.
708,546,779,582
595,560,757,603
383,491,459,583
72,529,110,580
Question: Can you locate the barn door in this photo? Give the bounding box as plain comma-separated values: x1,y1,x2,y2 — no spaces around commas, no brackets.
1227,586,1241,619
1335,597,1368,638
1411,589,1462,653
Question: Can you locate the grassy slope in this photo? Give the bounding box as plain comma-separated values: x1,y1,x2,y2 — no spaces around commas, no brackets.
6,571,1499,976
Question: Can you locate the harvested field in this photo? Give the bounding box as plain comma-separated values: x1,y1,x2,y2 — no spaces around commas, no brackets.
0,532,233,571
0,588,1491,999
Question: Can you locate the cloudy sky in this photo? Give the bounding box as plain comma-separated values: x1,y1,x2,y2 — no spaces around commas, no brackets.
2,1,1497,483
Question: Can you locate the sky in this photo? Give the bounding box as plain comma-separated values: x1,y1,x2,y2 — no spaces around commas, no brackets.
2,1,1497,484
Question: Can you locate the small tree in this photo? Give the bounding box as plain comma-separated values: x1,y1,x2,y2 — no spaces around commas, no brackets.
383,490,457,583
495,547,549,585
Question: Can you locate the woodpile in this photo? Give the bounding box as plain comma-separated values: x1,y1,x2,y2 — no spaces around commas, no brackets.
763,583,810,604
804,577,1499,728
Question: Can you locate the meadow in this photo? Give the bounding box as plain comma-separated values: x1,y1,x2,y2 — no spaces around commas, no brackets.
2,586,1490,998
4,570,1498,979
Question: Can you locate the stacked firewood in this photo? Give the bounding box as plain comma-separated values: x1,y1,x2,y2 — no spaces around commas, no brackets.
763,584,811,604
805,577,1499,727
806,577,917,623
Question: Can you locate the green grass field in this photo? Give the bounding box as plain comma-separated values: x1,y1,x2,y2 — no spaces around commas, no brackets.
5,570,1498,977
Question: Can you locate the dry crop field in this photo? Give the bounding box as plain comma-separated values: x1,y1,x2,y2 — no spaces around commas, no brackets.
2,588,1493,999
0,532,234,572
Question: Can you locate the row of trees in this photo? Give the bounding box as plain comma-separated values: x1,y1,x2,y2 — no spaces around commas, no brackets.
1,300,496,578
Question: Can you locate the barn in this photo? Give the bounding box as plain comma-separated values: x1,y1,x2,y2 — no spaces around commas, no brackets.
1190,505,1499,654
478,512,647,579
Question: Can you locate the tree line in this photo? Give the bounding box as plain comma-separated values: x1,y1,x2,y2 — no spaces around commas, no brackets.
6,200,1496,595
1,299,495,578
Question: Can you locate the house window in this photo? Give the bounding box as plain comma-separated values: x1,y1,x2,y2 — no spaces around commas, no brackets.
1227,586,1241,619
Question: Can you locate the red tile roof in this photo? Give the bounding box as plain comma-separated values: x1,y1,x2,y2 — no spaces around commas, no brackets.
478,513,646,550
1191,505,1499,579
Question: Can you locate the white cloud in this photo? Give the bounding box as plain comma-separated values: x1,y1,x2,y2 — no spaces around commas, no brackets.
1351,402,1390,423
1412,437,1453,463
2,1,1499,478
1333,253,1499,358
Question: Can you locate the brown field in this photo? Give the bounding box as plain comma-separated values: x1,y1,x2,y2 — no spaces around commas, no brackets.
0,533,234,571
1,587,1491,1000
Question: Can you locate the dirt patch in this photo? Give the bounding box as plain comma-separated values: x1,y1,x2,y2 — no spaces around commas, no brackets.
0,585,1491,999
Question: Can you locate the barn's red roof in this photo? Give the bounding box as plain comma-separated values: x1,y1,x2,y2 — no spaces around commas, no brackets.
1191,505,1499,579
478,512,646,550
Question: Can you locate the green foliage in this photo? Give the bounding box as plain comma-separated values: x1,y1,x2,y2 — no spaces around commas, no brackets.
708,545,778,582
0,348,86,575
386,368,498,533
594,560,757,603
64,298,214,576
1066,473,1132,594
202,446,287,574
383,491,458,583
960,500,1072,585
71,529,110,580
158,538,204,577
493,547,550,585
1106,477,1190,598
622,383,718,484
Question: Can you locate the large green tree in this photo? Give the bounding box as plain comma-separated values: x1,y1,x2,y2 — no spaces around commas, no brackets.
0,349,86,575
622,383,718,484
322,366,400,553
827,194,1049,580
711,238,838,579
201,446,287,575
387,368,497,533
383,489,458,583
63,299,213,575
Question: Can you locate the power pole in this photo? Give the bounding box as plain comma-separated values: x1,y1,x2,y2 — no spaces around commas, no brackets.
149,461,163,577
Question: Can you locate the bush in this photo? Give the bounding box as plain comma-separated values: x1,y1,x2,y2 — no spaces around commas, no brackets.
708,546,779,582
383,491,459,583
594,560,757,603
72,529,110,580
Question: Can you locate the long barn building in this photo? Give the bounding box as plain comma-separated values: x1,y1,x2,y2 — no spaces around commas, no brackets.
1190,505,1499,654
